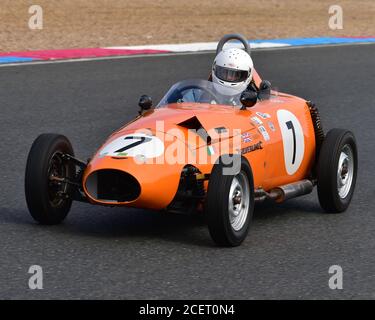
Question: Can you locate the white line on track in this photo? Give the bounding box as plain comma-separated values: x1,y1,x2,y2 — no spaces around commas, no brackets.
0,42,374,68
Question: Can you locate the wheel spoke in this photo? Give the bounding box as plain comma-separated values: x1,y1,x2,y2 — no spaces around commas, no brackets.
48,152,70,207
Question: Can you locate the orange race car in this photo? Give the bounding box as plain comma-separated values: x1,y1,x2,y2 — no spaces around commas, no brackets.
25,34,358,246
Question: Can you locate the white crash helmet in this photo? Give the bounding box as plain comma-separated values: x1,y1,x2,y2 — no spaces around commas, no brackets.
212,48,254,94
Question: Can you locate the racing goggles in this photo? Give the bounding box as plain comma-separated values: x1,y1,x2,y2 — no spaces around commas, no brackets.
214,65,250,83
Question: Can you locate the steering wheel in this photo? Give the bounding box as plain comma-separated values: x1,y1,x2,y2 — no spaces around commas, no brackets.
166,84,221,104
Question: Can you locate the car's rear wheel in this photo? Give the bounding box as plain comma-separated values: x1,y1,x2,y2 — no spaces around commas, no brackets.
25,134,75,224
317,129,357,213
205,156,254,246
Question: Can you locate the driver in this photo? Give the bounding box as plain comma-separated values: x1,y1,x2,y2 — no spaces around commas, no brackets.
211,47,258,104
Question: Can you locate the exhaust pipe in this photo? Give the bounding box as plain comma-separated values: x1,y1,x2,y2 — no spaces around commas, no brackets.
272,179,314,203
255,179,314,203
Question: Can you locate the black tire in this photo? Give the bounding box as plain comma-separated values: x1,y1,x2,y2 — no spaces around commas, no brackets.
317,129,357,213
25,134,75,224
205,156,254,246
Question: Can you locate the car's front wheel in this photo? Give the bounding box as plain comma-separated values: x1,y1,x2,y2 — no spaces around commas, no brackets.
25,134,75,224
205,156,254,246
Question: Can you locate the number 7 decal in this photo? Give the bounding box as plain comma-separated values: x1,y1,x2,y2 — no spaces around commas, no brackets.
99,133,165,159
286,121,296,165
115,136,152,153
277,110,305,175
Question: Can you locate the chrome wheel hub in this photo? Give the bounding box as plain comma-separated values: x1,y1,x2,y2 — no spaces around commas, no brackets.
228,172,250,231
337,144,354,199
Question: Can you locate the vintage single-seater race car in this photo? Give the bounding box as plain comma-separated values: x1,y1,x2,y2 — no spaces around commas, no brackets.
25,34,358,246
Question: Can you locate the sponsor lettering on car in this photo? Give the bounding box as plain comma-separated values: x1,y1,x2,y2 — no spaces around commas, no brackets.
240,141,263,155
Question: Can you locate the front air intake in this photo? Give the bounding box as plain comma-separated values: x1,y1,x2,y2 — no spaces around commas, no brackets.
86,169,141,203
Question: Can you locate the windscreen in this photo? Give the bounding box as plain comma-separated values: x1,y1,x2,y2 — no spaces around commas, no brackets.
157,79,243,108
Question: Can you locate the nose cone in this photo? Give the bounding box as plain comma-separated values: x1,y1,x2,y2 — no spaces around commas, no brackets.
82,150,185,210
81,123,217,209
85,169,141,203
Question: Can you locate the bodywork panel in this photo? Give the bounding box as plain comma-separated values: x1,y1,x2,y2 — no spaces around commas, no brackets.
82,74,316,210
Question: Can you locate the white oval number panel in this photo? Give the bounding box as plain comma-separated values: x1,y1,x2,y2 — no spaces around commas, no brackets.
99,133,164,158
277,109,305,175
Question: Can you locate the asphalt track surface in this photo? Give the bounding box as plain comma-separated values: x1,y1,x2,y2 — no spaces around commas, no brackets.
0,44,374,299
